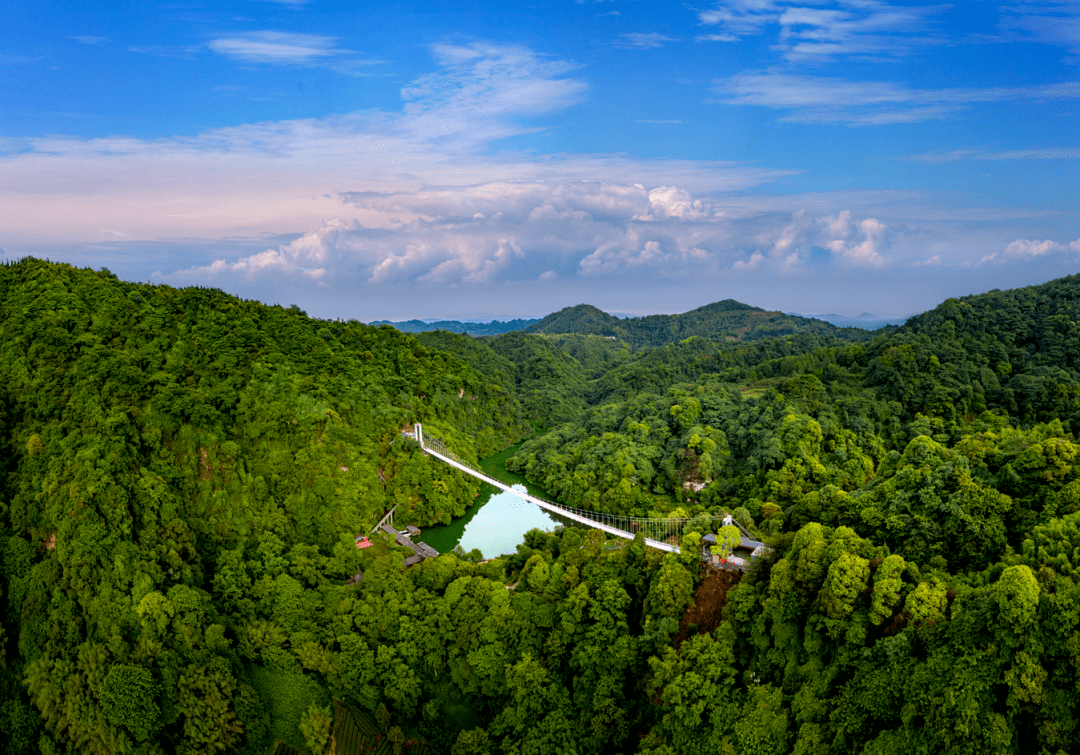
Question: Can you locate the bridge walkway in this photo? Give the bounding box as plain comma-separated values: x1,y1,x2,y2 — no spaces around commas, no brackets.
414,424,691,553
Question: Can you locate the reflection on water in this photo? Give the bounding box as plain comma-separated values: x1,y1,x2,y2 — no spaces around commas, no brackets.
419,482,562,559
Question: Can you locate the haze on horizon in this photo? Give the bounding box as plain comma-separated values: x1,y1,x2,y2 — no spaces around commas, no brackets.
2,0,1078,322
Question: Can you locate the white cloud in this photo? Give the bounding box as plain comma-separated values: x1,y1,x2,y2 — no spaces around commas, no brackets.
161,175,903,289
697,0,948,61
617,33,678,49
633,186,713,221
3,38,1070,319
1006,238,1064,257
208,31,350,65
0,43,794,287
402,43,587,126
698,1,780,37
906,147,1080,162
0,51,43,64
980,235,1080,264
68,35,107,45
733,251,766,270
715,72,1080,125
696,33,741,42
127,44,203,59
1000,2,1080,56
825,211,888,266
761,209,817,257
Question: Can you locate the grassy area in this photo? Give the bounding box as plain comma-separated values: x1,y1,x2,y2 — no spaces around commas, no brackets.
739,379,779,400
250,666,330,750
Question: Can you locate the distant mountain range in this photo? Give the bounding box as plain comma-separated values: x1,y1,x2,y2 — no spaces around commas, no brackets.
372,300,902,349
790,312,914,330
367,318,541,336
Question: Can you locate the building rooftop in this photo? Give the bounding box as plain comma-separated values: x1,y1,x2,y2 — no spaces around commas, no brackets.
383,524,439,565
702,532,767,551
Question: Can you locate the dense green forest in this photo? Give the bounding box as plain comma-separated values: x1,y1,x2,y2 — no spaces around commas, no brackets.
4,258,1080,754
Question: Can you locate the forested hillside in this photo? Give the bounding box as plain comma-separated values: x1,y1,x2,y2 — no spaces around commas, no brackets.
0,259,531,753
5,259,1080,755
511,278,1080,549
503,274,1080,752
416,330,593,428
525,301,880,349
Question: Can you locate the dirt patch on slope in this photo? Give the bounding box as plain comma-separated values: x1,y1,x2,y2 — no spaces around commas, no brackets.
674,566,743,644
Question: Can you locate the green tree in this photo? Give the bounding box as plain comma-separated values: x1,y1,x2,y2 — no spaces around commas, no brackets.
299,703,333,755
711,524,741,561
99,664,161,742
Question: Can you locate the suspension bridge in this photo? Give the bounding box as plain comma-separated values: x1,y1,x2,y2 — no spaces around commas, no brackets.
411,424,763,557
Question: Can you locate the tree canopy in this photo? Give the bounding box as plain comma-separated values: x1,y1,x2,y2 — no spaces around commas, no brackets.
4,258,1080,754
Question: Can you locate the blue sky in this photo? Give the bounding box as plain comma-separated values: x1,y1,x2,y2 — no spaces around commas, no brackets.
1,0,1078,320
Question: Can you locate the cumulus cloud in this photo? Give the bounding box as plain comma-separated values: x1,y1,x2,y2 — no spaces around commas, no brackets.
2,38,1065,320
733,251,766,270
825,210,888,266
980,236,1080,264
165,174,900,290
633,186,714,221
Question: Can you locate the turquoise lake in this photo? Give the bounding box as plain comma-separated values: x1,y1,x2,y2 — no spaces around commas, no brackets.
418,482,563,559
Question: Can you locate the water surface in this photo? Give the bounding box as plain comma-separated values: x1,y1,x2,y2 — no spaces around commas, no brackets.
419,482,562,559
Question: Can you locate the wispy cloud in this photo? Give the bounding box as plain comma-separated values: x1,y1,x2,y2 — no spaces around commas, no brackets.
715,73,1080,124
907,147,1080,162
254,0,312,6
635,119,685,124
68,35,107,45
208,31,348,64
617,32,678,49
206,31,385,75
0,50,43,64
698,0,780,37
403,43,587,123
128,44,201,59
697,0,949,61
0,43,783,254
1000,1,1080,56
2,39,1069,320
696,33,741,42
